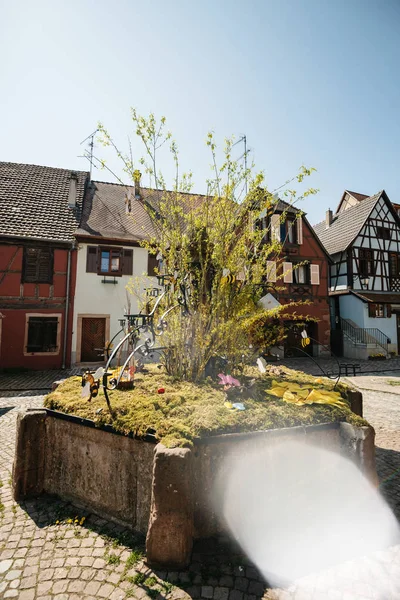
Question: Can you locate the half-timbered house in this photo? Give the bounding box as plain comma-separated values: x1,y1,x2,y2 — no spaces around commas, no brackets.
0,162,89,369
257,199,331,357
314,190,400,358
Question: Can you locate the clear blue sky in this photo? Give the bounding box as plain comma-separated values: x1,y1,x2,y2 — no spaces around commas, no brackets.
1,0,399,224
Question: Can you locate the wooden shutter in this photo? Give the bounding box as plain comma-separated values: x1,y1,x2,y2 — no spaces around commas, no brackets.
368,303,376,318
23,247,52,283
86,247,98,273
296,216,303,244
271,214,281,242
266,261,276,283
147,252,158,276
387,304,392,318
23,248,39,282
283,262,293,283
310,264,320,285
38,248,53,283
122,249,133,275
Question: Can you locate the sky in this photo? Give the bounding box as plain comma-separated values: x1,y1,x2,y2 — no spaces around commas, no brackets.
1,0,399,225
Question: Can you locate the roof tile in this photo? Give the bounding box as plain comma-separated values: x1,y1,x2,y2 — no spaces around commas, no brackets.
0,162,89,242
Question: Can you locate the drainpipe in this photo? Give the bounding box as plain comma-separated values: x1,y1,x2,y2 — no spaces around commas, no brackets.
62,242,74,369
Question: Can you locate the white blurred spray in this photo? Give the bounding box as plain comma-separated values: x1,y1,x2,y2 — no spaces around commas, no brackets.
213,440,400,598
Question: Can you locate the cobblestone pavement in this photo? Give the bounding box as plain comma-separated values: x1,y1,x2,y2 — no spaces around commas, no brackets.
1,372,400,599
0,369,82,394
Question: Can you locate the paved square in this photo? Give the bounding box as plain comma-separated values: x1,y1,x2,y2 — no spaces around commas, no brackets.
0,366,399,599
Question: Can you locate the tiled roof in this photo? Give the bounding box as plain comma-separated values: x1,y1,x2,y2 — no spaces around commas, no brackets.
76,181,208,242
345,190,370,203
352,291,400,304
0,162,89,242
313,192,382,255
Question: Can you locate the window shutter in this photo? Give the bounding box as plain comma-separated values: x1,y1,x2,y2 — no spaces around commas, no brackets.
296,216,303,244
283,261,293,283
122,249,133,275
23,247,52,283
24,248,39,282
38,248,53,283
310,264,320,285
368,303,376,318
270,214,281,242
266,261,276,283
147,252,158,276
86,247,98,273
387,304,392,318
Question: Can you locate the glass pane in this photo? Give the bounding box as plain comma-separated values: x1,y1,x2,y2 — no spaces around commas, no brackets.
101,251,109,272
287,221,295,243
111,256,120,271
298,266,305,284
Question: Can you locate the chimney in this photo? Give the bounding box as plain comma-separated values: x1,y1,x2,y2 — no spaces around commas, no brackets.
326,208,333,228
68,172,79,208
133,170,141,199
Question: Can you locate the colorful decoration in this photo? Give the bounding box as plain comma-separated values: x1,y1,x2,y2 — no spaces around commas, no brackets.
218,373,241,388
268,379,346,408
301,329,311,348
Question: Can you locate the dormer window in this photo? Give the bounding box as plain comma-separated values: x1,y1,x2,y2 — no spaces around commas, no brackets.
280,217,297,244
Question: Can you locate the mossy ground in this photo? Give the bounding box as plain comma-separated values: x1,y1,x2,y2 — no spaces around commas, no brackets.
44,365,368,447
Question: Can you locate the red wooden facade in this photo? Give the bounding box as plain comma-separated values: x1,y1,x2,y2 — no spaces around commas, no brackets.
0,241,77,369
278,216,331,355
259,210,331,356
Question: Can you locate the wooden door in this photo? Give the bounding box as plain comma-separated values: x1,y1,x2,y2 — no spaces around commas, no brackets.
81,318,106,362
284,321,315,357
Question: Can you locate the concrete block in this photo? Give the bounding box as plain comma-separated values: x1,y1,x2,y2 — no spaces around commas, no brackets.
13,410,47,501
346,389,363,417
146,443,194,568
339,422,378,486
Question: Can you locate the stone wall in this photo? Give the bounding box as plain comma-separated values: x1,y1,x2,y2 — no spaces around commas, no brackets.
13,408,377,569
13,410,154,534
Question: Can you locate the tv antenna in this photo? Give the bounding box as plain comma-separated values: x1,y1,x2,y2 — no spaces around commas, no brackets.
80,129,98,179
233,135,250,195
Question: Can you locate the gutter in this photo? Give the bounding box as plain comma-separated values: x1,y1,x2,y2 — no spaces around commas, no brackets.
62,241,74,369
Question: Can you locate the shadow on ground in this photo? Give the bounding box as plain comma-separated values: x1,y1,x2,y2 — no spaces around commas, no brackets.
18,493,271,599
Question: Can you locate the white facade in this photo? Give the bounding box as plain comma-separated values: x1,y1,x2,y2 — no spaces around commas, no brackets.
72,241,157,364
328,194,400,357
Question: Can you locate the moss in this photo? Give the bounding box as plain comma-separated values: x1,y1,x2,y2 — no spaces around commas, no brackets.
44,364,369,448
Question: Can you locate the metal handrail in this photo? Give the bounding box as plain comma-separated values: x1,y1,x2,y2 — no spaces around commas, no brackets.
340,318,389,353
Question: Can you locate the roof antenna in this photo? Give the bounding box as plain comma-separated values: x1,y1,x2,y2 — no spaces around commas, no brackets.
80,129,98,179
233,135,250,196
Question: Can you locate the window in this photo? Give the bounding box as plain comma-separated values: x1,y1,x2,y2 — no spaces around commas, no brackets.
359,248,375,277
376,226,391,240
293,263,310,284
368,303,391,319
279,217,297,244
25,315,60,354
86,246,133,276
389,253,400,278
22,247,53,283
148,252,159,276
100,248,121,275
